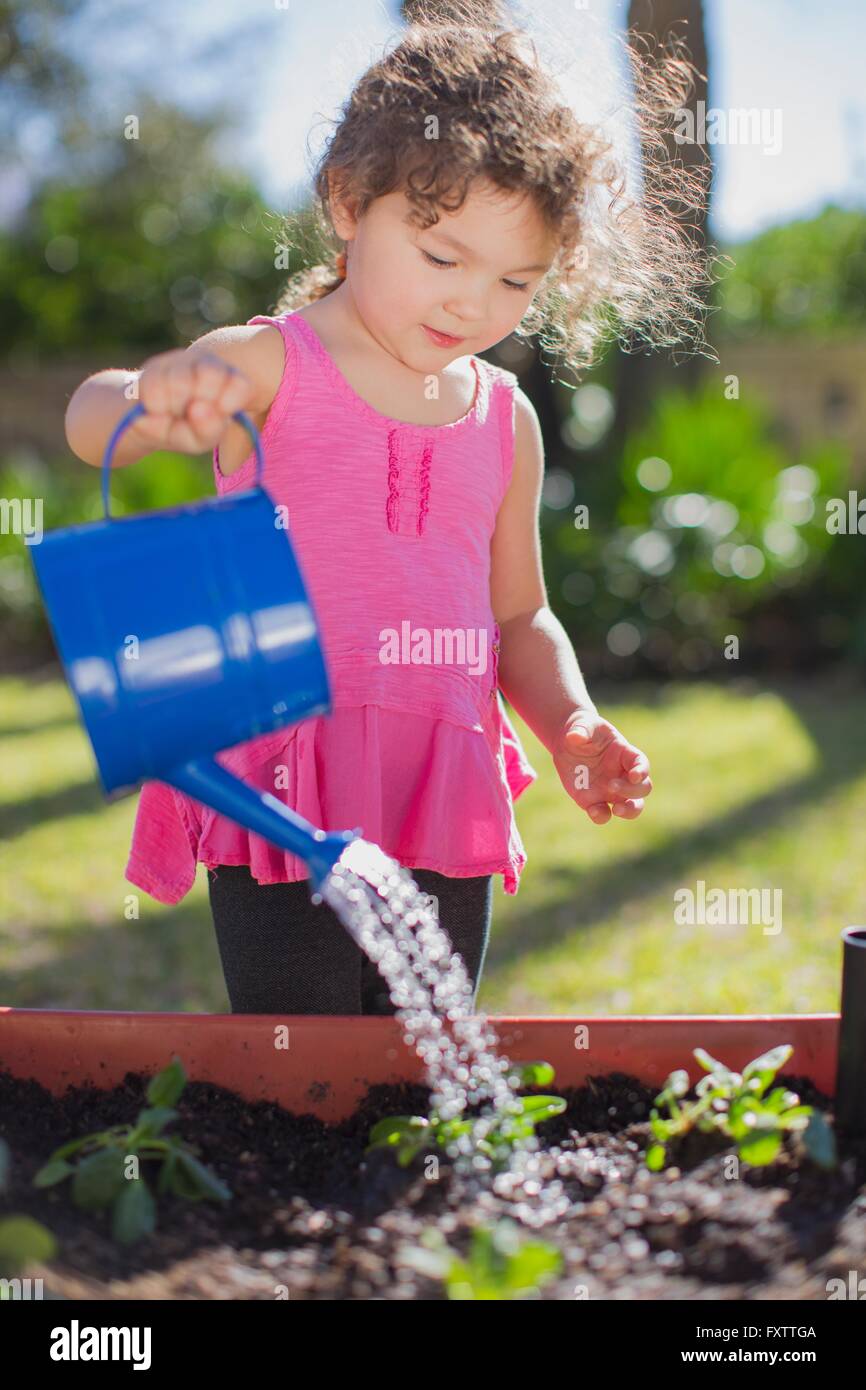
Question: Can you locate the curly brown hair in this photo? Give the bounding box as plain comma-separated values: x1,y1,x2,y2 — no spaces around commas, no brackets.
269,0,721,378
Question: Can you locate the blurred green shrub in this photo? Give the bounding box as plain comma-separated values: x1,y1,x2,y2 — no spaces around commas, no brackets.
546,382,854,675
0,449,208,659
714,206,866,337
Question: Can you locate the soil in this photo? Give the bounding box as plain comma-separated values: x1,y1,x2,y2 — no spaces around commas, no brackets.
1,1067,864,1301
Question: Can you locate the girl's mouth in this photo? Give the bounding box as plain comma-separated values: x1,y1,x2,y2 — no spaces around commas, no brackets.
422,324,465,347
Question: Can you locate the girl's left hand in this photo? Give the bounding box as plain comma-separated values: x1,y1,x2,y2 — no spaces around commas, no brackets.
552,709,652,824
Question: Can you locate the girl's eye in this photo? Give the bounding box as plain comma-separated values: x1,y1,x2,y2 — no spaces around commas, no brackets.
422,250,456,270
421,249,529,292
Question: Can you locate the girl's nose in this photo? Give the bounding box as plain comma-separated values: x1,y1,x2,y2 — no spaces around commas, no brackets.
443,279,490,325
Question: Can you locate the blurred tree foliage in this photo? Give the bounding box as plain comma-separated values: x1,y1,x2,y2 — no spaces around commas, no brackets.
713,206,866,338
0,99,302,363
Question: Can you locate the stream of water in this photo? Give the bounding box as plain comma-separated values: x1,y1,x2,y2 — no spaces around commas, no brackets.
318,838,572,1225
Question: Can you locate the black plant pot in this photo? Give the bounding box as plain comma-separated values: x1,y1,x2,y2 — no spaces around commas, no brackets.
834,926,866,1135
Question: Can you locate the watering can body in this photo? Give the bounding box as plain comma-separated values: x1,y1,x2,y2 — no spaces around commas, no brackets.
30,404,360,892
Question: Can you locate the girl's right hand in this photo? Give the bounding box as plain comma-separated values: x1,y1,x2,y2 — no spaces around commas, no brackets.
131,349,255,454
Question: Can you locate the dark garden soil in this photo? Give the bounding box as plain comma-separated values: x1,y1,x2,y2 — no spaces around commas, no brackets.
1,1067,864,1300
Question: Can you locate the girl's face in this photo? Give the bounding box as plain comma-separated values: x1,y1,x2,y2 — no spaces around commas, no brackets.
333,178,558,369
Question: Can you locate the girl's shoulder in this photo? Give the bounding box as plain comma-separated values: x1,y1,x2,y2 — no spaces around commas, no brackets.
473,353,520,393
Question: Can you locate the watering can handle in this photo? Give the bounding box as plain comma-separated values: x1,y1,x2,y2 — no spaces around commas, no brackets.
101,402,265,520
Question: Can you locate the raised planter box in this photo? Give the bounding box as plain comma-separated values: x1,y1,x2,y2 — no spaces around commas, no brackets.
0,1008,839,1121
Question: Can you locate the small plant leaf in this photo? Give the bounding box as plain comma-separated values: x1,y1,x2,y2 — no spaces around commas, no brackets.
434,1119,474,1145
645,1143,666,1171
0,1216,57,1275
763,1086,798,1113
157,1151,177,1196
44,1134,97,1163
134,1107,177,1138
32,1157,75,1189
667,1069,691,1098
171,1151,231,1203
516,1095,567,1126
502,1242,562,1293
367,1116,427,1149
649,1112,673,1140
726,1095,765,1141
33,1156,76,1189
742,1045,792,1082
693,1048,732,1078
738,1129,782,1166
112,1179,157,1246
72,1147,126,1211
146,1058,187,1109
509,1061,556,1088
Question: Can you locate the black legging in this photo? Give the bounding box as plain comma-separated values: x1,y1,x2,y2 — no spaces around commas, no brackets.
206,864,493,1015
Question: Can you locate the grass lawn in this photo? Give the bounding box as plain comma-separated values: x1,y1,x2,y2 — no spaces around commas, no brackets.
1,666,863,1016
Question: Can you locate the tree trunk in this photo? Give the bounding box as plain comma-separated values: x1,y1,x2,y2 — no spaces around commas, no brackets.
610,0,712,457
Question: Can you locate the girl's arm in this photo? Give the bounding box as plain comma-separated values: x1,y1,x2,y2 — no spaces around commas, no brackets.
64,324,285,472
489,388,598,755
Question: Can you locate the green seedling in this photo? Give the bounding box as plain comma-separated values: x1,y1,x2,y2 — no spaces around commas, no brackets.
403,1219,562,1300
0,1136,57,1286
645,1044,837,1172
32,1057,231,1245
366,1059,566,1170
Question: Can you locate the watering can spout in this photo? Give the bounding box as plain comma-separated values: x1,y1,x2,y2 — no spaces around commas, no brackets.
166,757,359,895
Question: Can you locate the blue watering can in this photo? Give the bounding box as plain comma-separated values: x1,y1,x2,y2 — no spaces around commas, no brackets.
29,403,361,894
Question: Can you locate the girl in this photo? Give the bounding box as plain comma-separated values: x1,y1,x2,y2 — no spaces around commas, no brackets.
65,0,712,1016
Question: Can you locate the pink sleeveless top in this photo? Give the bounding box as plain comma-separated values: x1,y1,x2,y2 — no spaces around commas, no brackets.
125,309,538,904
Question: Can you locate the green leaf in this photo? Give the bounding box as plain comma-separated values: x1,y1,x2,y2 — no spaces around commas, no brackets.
44,1134,98,1163
515,1095,567,1126
146,1058,187,1109
726,1095,765,1139
763,1086,799,1113
433,1118,473,1145
693,1048,732,1078
502,1242,562,1293
0,1216,57,1274
72,1147,127,1210
645,1143,666,1171
397,1142,426,1169
742,1045,792,1082
134,1107,177,1138
649,1112,672,1141
667,1069,691,1098
802,1111,837,1170
444,1260,475,1300
695,1076,730,1100
738,1130,782,1165
509,1061,556,1088
32,1157,75,1189
112,1180,156,1246
367,1116,427,1149
171,1151,231,1203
